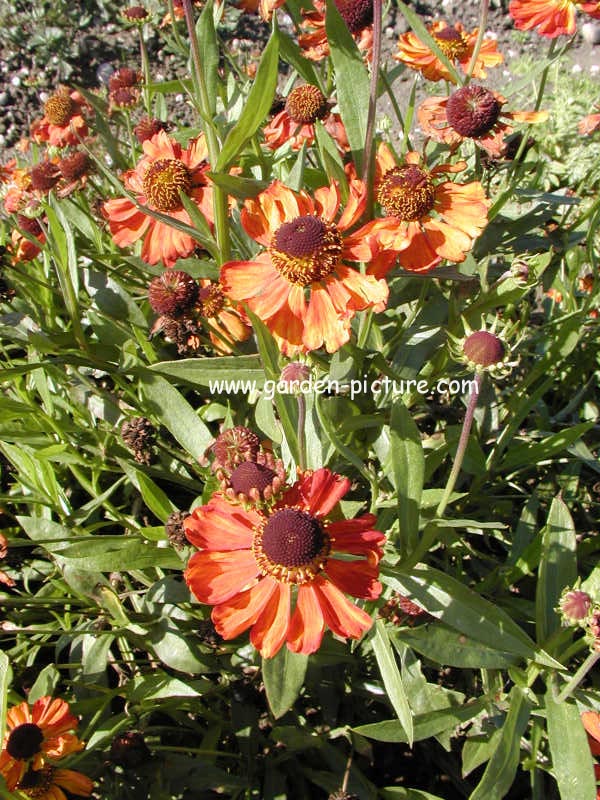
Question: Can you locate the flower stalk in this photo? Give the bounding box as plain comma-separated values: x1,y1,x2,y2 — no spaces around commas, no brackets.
362,0,383,209
181,0,231,262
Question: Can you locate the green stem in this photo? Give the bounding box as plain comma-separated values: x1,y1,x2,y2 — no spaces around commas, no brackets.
464,0,489,84
554,650,600,703
362,0,382,214
139,24,152,116
296,393,307,471
436,372,482,518
181,0,230,263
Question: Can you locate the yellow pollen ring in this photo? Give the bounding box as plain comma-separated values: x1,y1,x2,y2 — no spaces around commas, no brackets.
269,220,343,287
142,158,192,212
252,510,331,585
377,166,436,222
433,29,469,60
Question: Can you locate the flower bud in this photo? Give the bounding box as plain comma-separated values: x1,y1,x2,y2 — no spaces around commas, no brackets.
463,330,505,368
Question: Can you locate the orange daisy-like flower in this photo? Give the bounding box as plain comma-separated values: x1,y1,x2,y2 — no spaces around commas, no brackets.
15,765,93,800
195,279,252,354
235,0,285,20
394,20,503,83
263,84,349,152
220,179,388,354
30,88,89,148
418,83,548,159
579,108,600,135
0,696,84,791
184,467,385,657
102,130,213,267
581,711,600,799
509,0,600,37
357,144,489,274
11,214,46,263
299,0,373,62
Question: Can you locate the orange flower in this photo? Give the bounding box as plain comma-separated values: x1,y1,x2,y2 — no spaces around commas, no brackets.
579,109,600,135
299,0,373,62
357,145,489,274
263,85,349,152
15,765,93,800
220,179,388,354
195,279,252,354
418,84,548,159
184,467,385,657
0,697,84,791
102,130,213,267
582,711,600,799
31,88,88,148
235,0,285,19
394,20,503,83
11,215,46,263
509,0,600,37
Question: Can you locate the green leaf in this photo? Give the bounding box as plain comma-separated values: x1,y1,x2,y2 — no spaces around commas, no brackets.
325,0,370,172
381,790,447,800
278,30,322,89
28,664,60,703
372,620,414,744
149,355,265,387
119,460,177,523
381,565,536,659
389,401,424,555
499,423,594,473
143,619,213,674
263,648,308,719
139,371,212,461
394,625,518,669
128,673,211,701
469,687,531,800
546,688,597,800
53,536,181,571
536,495,577,645
246,310,300,464
196,0,218,117
216,22,280,170
206,172,268,199
354,697,489,742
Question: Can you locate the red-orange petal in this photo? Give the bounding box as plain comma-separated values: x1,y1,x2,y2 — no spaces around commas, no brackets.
184,495,257,551
211,577,277,639
325,558,382,600
250,581,291,657
313,576,374,639
185,549,259,604
287,583,326,653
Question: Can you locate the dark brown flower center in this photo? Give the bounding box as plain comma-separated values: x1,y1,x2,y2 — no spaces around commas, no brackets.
285,85,329,125
44,91,75,126
261,508,325,568
110,86,140,109
335,0,373,34
446,84,502,138
433,25,469,59
17,765,54,796
6,723,44,760
148,270,198,316
109,67,142,92
230,461,276,496
122,5,150,21
271,215,343,286
377,165,435,221
17,215,43,236
463,330,504,366
134,117,169,144
142,158,191,212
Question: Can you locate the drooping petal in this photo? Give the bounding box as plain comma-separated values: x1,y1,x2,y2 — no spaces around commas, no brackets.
184,494,258,551
298,468,351,517
582,711,600,755
325,558,382,600
303,285,350,353
220,254,279,302
313,576,374,639
287,583,326,653
250,581,291,658
185,549,259,604
211,577,278,639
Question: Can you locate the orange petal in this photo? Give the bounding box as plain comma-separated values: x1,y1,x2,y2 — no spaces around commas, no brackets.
313,576,374,639
582,711,600,754
184,495,257,551
220,254,279,302
303,285,350,353
185,549,259,604
300,468,351,517
325,558,382,600
287,583,326,654
212,577,277,639
250,581,291,658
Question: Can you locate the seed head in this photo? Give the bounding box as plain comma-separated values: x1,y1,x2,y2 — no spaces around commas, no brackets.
463,330,504,368
148,271,199,316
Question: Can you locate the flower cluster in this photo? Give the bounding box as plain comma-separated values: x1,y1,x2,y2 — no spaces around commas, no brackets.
184,427,385,658
0,696,93,798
